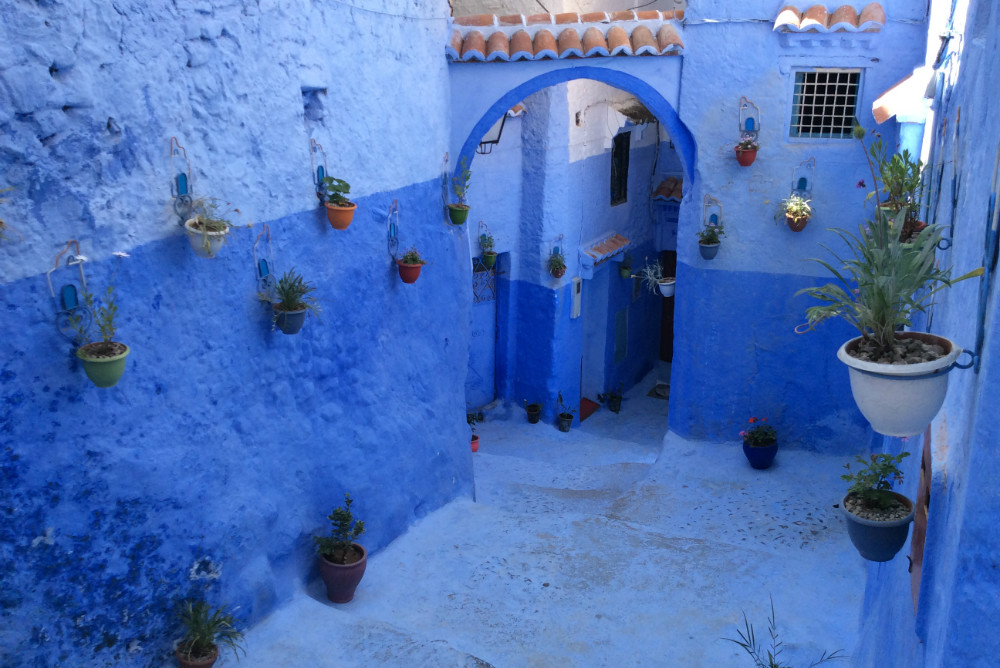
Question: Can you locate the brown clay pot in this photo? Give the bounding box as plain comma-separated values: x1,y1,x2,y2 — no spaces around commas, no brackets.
786,214,809,232
325,202,357,230
551,266,566,279
471,435,479,452
735,147,757,166
397,261,423,284
176,645,218,668
318,544,367,603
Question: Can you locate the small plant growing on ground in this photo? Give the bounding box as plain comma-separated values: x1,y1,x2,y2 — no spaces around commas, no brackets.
451,156,471,208
841,452,910,510
698,221,725,245
400,246,428,265
739,417,776,447
315,493,366,565
321,176,353,207
176,599,246,664
723,596,844,668
547,249,566,277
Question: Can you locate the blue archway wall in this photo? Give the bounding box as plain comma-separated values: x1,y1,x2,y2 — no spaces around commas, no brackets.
452,65,696,421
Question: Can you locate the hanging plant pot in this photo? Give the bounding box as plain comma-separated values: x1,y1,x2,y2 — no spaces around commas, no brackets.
482,251,497,269
274,307,307,335
525,403,541,424
742,439,778,470
447,204,469,225
471,435,479,452
184,219,228,258
699,242,720,260
657,278,676,297
836,333,961,437
557,412,573,432
551,266,566,279
325,202,357,230
735,148,757,167
786,214,810,232
76,342,130,388
842,491,915,562
318,543,367,603
619,266,632,279
175,645,219,668
397,260,423,284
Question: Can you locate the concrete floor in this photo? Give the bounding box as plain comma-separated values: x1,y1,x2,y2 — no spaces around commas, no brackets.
240,369,865,668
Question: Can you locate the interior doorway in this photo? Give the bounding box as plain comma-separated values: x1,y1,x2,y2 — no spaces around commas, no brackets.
465,255,499,410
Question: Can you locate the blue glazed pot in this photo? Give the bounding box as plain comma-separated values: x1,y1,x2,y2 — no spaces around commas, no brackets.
275,307,307,335
699,242,720,260
742,439,778,469
842,492,915,562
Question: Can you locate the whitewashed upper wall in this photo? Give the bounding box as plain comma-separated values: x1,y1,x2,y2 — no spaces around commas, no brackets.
0,0,451,282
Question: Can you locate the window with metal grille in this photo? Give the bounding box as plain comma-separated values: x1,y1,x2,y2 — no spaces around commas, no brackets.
611,131,630,205
790,69,860,139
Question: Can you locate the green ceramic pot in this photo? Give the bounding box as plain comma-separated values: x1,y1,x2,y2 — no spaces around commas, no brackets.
76,342,130,388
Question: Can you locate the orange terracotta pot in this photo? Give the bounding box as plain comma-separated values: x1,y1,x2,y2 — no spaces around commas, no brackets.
176,646,218,668
325,202,357,230
735,148,757,167
397,261,423,284
471,435,479,452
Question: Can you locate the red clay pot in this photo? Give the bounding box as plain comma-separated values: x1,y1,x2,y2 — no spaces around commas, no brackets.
176,645,218,668
325,202,357,230
786,214,809,232
471,435,479,452
735,148,757,166
397,261,423,284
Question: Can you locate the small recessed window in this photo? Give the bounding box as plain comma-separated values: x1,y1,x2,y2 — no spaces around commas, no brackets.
790,69,860,139
611,131,630,205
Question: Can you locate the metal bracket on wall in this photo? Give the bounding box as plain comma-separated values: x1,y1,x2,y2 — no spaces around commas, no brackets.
310,138,328,202
739,96,760,142
703,194,724,228
46,239,90,342
387,198,400,261
170,136,194,226
939,108,962,251
791,157,815,196
253,224,276,294
971,140,1000,373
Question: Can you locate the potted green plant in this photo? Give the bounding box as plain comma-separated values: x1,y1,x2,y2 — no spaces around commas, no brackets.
638,257,675,297
175,599,246,668
618,251,633,279
448,157,471,225
697,221,725,260
866,138,927,242
796,125,982,437
739,417,777,470
467,412,481,452
734,133,759,167
780,194,812,232
480,232,497,269
556,391,577,432
397,245,428,284
523,399,542,424
320,176,357,230
314,493,367,603
598,384,624,413
259,269,320,335
840,452,914,561
183,197,233,258
548,249,566,279
70,282,130,388
723,596,844,668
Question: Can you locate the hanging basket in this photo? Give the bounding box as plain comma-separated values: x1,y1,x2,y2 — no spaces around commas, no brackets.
735,148,757,167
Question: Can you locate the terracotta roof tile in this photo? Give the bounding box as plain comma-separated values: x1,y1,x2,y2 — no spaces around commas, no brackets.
582,233,631,263
654,176,683,200
636,10,660,20
455,14,494,27
607,25,632,56
611,10,635,21
526,13,552,25
582,27,609,57
580,12,608,23
461,30,486,61
657,25,684,52
829,5,860,29
555,12,579,25
630,25,658,55
801,5,829,30
509,29,533,60
859,3,886,30
447,29,463,60
557,28,583,58
498,14,523,26
486,31,510,61
773,3,885,33
774,6,802,30
533,29,558,59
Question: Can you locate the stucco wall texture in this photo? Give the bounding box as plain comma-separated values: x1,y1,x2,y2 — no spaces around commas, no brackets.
0,2,471,667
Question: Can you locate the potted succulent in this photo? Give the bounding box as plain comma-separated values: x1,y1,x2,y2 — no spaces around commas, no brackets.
184,197,232,258
618,251,633,279
320,176,357,230
780,194,812,232
260,269,320,335
697,221,725,260
556,391,577,432
175,599,245,668
739,417,777,470
598,384,624,413
734,133,759,167
840,452,914,561
547,249,566,279
397,246,428,284
71,281,130,388
638,257,675,297
480,232,497,269
523,399,542,424
314,493,367,603
796,125,982,436
467,412,481,452
448,157,471,225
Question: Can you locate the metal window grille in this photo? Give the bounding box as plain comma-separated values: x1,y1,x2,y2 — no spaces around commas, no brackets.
790,69,860,139
611,131,630,205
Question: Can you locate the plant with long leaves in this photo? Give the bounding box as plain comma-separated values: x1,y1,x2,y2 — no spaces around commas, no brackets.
723,596,844,668
176,599,246,663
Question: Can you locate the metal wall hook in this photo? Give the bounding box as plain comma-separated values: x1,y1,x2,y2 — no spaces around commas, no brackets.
310,138,329,200
739,96,760,140
387,198,400,260
703,194,724,227
46,240,91,342
953,349,976,370
170,136,194,224
253,224,276,293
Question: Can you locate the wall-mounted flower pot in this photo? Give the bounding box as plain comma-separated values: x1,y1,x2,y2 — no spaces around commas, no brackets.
551,266,566,279
447,204,469,225
76,342,130,388
742,440,778,469
698,242,720,260
842,491,914,562
397,260,423,284
318,544,367,603
525,403,541,423
184,219,227,258
325,202,357,230
274,307,306,335
786,214,810,232
557,412,573,432
657,278,676,297
837,333,961,437
483,251,497,269
471,435,479,452
619,267,632,279
735,148,757,167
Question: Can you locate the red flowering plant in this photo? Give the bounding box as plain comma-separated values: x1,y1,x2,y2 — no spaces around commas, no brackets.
740,417,777,447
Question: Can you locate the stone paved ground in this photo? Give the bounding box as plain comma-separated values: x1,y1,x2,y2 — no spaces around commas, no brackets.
240,370,864,668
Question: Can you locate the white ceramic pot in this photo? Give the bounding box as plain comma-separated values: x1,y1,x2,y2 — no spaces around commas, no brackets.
657,278,675,297
184,218,228,258
837,332,961,437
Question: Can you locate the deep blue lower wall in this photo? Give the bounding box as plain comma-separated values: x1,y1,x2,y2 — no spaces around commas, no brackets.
0,178,472,668
668,260,868,453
